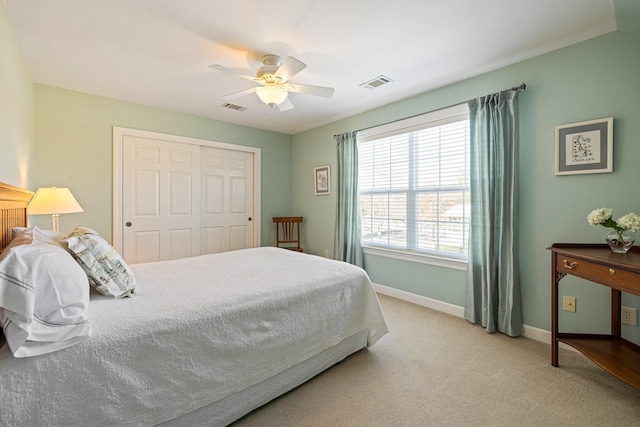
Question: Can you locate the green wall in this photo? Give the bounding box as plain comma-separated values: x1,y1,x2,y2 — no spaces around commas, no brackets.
3,0,640,341
0,3,34,188
292,30,640,341
33,85,292,245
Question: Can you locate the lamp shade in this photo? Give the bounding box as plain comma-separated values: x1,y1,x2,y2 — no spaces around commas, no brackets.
255,86,288,107
28,187,83,232
28,187,84,215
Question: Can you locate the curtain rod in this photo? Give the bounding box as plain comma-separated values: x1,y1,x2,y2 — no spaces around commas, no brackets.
334,82,526,137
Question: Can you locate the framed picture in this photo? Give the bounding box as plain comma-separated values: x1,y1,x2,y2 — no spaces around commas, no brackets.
314,165,330,195
555,117,613,175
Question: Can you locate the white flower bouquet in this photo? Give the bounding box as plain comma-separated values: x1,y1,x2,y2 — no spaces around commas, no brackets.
587,207,640,252
587,208,640,232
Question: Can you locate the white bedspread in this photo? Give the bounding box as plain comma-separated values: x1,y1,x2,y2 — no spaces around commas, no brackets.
0,247,387,426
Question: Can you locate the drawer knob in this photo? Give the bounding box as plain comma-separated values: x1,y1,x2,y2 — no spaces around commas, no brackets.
562,259,577,270
609,268,616,275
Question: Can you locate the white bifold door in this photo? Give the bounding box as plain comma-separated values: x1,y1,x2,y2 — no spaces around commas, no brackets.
116,128,258,264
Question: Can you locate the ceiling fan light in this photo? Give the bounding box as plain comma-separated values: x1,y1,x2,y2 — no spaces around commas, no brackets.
255,86,288,107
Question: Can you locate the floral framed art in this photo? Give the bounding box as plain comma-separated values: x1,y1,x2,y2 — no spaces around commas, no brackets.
314,165,330,195
555,117,613,175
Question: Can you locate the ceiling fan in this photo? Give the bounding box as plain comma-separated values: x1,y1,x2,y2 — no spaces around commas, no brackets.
209,54,335,111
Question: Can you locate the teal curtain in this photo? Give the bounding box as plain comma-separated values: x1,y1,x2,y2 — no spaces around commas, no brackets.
334,131,363,267
464,89,523,337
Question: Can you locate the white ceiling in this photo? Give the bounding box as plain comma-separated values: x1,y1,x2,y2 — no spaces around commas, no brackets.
6,0,619,135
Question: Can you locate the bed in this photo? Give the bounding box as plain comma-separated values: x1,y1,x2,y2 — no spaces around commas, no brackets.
0,182,388,426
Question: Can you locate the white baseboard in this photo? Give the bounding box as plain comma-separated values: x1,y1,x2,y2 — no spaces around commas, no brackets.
373,283,563,348
522,324,552,345
373,283,465,318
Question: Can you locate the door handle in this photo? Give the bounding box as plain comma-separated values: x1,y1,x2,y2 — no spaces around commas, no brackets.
248,217,252,221
126,222,132,227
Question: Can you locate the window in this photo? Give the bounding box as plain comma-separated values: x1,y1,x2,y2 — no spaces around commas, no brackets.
358,104,470,266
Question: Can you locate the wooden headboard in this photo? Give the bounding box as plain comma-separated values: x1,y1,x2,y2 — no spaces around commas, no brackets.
0,182,34,251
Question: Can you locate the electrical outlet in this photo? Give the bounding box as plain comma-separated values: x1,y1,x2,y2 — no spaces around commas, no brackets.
563,296,576,313
323,249,329,258
621,306,638,326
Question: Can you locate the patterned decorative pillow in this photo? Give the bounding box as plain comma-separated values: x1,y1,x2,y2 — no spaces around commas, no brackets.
63,226,136,298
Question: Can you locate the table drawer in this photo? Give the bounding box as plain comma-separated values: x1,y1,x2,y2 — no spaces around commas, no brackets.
557,255,640,295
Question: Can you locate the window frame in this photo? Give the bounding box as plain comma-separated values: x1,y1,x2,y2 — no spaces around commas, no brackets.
357,104,470,270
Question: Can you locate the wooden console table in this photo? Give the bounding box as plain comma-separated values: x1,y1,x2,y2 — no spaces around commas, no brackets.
549,243,640,390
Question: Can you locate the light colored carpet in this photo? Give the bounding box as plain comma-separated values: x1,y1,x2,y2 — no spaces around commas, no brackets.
232,294,640,426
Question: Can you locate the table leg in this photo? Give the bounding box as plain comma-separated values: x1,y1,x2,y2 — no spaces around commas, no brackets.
611,289,621,338
551,257,559,367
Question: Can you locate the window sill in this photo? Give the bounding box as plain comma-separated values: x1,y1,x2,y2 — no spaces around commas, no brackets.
363,246,468,271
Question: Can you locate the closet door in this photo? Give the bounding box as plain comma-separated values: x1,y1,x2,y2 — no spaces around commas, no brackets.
121,135,200,264
114,127,260,263
201,146,254,254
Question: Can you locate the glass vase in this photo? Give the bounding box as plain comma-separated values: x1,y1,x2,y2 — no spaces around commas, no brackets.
605,230,635,253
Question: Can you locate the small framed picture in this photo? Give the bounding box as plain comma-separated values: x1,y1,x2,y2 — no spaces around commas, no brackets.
314,165,330,195
555,117,613,175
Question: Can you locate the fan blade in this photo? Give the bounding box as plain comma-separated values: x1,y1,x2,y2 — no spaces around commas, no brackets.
278,97,294,112
209,64,258,82
222,87,257,100
288,83,335,99
274,56,306,82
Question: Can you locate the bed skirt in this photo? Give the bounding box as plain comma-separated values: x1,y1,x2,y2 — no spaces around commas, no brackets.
161,330,369,426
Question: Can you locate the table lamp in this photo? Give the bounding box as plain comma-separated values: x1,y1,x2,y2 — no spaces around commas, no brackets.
27,186,84,232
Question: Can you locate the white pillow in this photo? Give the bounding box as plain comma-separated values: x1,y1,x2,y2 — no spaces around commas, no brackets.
0,227,91,358
12,226,67,243
63,226,136,298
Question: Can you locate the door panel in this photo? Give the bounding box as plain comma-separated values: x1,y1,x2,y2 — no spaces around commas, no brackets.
230,177,246,212
201,146,253,254
169,229,193,260
168,172,192,215
122,136,200,264
133,231,160,264
230,225,248,251
133,170,159,216
204,175,224,214
204,226,223,254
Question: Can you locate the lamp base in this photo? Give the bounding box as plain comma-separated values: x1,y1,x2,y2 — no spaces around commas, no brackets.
51,213,60,232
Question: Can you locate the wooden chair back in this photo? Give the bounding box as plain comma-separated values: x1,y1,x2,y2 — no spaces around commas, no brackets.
273,216,303,252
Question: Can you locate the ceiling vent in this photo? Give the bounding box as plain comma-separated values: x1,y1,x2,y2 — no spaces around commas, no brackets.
360,75,393,90
221,102,247,112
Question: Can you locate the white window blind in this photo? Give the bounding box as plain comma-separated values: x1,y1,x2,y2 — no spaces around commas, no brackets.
358,104,470,261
